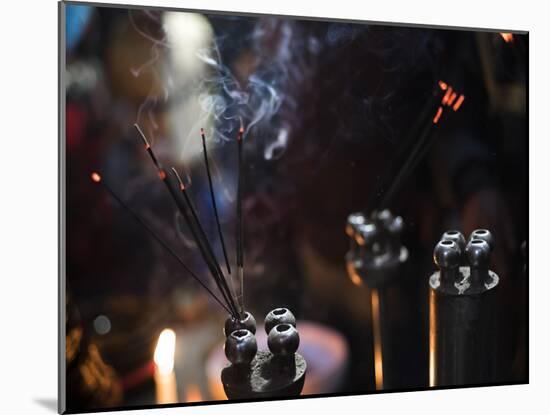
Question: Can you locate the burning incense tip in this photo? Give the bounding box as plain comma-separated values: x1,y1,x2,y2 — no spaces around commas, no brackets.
500,33,514,43
134,123,150,148
158,169,167,180
448,92,457,107
171,167,191,191
438,80,448,90
91,172,102,183
442,87,453,106
453,95,465,111
170,167,186,190
433,106,443,124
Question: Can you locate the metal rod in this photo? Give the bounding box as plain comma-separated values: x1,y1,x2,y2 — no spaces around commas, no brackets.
430,232,499,386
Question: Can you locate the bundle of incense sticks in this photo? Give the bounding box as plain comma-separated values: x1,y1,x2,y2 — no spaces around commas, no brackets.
91,124,247,320
369,80,465,211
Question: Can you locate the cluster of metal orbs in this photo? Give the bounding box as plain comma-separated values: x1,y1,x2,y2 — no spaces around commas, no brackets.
429,229,500,387
223,308,299,366
346,209,407,286
346,210,404,261
433,229,496,292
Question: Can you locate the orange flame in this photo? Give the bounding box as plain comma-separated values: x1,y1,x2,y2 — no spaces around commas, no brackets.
91,172,101,183
453,95,465,111
438,80,448,91
500,33,514,43
433,107,443,124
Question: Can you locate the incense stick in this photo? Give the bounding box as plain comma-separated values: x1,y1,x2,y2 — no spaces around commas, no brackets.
133,124,239,317
168,168,239,317
368,87,442,211
236,126,245,316
134,123,160,169
379,83,461,209
171,167,240,316
90,172,232,315
200,128,232,275
378,118,440,208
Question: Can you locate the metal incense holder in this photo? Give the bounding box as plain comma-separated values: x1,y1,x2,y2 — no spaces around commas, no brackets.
429,229,499,387
345,209,408,390
221,308,307,400
345,210,408,288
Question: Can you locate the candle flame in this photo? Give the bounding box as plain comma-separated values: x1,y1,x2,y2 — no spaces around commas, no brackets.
500,33,514,43
91,172,101,183
154,329,176,375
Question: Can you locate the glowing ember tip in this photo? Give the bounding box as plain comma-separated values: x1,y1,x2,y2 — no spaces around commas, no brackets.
433,107,443,124
91,172,101,183
158,170,167,180
500,33,514,43
438,80,448,90
134,123,150,148
453,95,465,111
442,87,453,105
448,92,457,106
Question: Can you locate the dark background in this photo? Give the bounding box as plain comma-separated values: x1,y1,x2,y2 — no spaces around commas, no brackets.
64,3,527,411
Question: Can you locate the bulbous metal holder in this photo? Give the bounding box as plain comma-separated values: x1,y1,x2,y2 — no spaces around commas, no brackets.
345,210,408,288
221,308,307,400
345,209,409,390
429,229,499,387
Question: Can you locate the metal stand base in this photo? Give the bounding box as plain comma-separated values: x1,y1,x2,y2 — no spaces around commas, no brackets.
221,350,307,399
